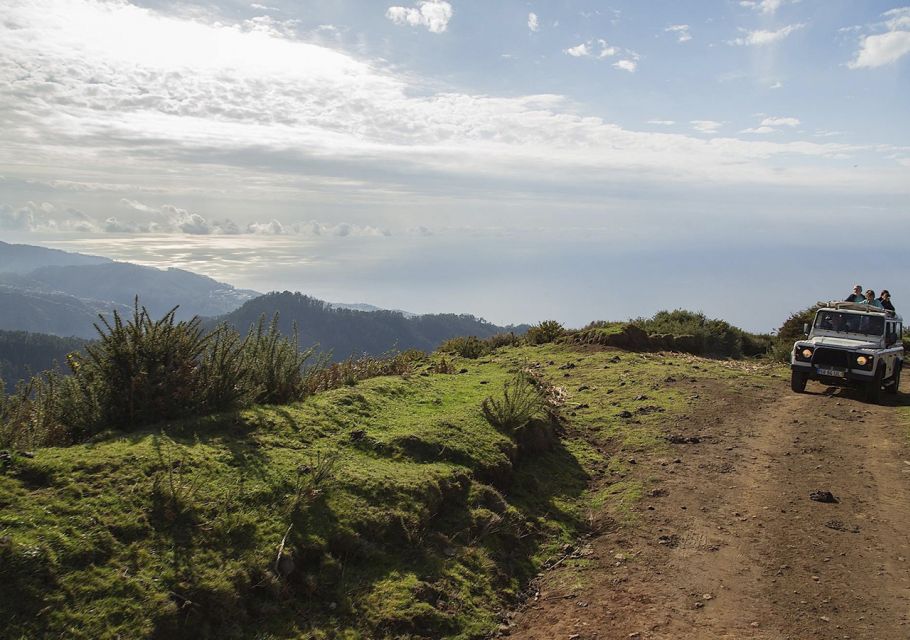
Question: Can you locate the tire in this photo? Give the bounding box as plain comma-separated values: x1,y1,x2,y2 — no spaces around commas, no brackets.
886,362,901,395
791,370,808,393
866,366,884,403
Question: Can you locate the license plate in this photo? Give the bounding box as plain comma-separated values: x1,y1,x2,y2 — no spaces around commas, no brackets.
817,367,845,378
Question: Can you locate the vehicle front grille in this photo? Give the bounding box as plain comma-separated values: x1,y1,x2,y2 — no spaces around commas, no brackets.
812,348,851,368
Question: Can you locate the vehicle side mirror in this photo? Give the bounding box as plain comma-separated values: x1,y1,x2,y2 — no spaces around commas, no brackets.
803,322,809,336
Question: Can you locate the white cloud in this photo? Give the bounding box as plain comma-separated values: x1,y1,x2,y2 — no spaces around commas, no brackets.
0,0,903,213
386,0,452,33
769,80,783,89
528,12,539,32
761,116,800,127
564,42,591,57
691,120,723,134
739,0,791,16
0,201,98,232
849,9,910,69
665,24,692,43
741,126,776,134
564,39,623,60
613,59,637,72
648,120,675,126
730,23,805,46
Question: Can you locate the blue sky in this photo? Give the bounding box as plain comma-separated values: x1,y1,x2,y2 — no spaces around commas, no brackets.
0,0,908,331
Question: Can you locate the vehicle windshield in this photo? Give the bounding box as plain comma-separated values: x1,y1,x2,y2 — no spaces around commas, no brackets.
814,311,884,337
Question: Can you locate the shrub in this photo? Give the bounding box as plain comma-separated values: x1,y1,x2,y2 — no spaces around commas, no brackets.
486,332,522,350
242,316,321,405
0,303,327,448
631,310,771,358
75,303,212,429
480,371,544,433
439,336,490,359
306,350,424,393
525,320,565,345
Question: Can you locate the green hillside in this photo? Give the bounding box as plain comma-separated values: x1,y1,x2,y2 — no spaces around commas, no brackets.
0,337,776,639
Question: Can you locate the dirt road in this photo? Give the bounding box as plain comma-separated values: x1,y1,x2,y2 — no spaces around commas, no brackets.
507,373,910,639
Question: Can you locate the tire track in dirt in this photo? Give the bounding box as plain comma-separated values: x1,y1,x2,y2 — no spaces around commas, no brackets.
505,373,910,640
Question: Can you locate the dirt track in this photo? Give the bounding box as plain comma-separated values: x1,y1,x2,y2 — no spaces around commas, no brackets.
507,373,910,639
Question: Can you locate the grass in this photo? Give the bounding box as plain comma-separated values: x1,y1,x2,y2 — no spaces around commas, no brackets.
0,342,780,639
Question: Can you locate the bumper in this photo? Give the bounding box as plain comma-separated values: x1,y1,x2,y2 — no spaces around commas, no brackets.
791,362,874,384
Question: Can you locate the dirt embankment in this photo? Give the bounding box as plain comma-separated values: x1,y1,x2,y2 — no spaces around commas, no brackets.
507,373,910,639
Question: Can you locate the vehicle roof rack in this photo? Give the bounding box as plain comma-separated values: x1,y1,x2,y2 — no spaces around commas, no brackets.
817,301,896,317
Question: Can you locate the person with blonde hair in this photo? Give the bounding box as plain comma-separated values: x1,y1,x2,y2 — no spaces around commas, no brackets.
862,289,883,309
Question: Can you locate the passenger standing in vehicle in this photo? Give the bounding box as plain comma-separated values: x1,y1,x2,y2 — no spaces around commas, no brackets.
863,289,884,308
879,290,895,311
845,284,864,303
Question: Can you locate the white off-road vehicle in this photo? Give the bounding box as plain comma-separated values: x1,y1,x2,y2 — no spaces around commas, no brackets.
791,302,903,402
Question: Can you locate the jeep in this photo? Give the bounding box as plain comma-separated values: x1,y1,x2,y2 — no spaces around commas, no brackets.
790,302,903,403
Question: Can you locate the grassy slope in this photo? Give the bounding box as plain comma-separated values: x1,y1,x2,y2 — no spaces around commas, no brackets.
0,344,777,639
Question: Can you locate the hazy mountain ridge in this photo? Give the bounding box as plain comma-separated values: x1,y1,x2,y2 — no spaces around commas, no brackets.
0,241,260,336
0,240,111,273
213,291,528,360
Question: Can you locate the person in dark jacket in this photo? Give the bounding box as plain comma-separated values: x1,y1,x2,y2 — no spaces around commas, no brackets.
845,284,864,303
879,290,895,311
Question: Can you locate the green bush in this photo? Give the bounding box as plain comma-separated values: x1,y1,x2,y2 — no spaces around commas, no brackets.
0,304,325,449
439,336,490,359
525,320,565,345
486,332,523,350
632,310,769,358
480,371,544,433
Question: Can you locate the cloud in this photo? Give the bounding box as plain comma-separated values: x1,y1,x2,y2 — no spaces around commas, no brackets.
648,120,675,126
740,126,775,134
0,0,904,211
613,59,637,72
739,0,792,16
665,24,692,43
386,1,452,33
528,12,539,32
564,39,623,59
848,8,910,69
691,120,723,134
730,23,805,46
564,42,591,57
761,116,800,127
0,201,98,232
769,80,783,89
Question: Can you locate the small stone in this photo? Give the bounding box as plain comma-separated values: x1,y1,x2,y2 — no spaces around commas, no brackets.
750,622,760,628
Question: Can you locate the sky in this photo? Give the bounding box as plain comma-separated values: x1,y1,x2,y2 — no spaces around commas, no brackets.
1,0,908,332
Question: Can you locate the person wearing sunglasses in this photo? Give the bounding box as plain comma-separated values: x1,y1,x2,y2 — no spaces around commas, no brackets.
878,290,895,312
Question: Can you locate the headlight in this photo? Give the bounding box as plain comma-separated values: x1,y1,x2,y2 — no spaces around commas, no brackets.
802,348,813,359
856,355,868,366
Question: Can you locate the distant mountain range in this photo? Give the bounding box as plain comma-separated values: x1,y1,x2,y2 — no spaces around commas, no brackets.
213,292,525,359
0,240,259,336
0,241,528,386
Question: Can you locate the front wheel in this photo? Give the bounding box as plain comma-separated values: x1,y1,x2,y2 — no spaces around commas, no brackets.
791,370,808,393
866,366,884,403
885,362,901,395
